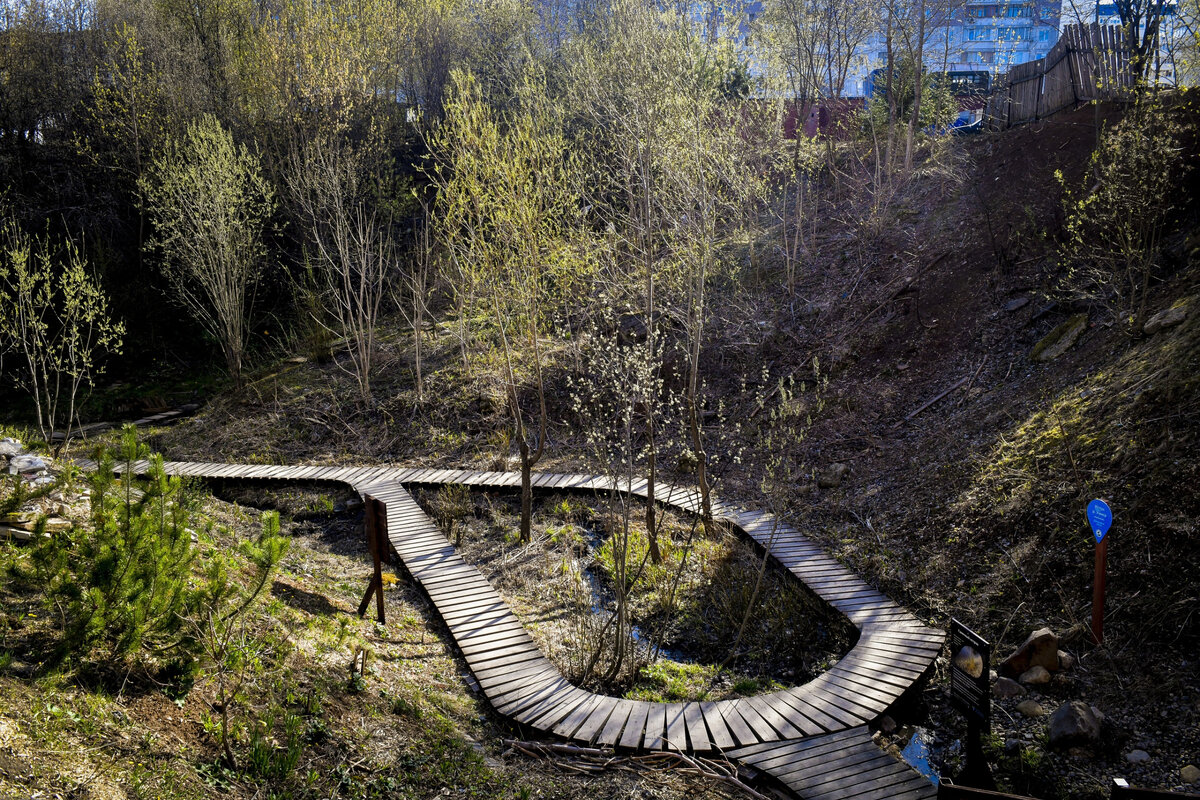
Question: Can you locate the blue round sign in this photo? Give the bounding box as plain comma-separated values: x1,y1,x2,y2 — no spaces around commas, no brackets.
1087,499,1112,543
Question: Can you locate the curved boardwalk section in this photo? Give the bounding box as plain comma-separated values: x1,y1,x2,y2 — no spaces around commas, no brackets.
89,459,942,798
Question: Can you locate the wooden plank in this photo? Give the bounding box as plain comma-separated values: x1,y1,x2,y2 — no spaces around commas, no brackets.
699,701,736,750
553,693,609,739
682,702,710,751
664,702,688,751
644,703,667,750
618,702,651,749
744,695,803,738
573,697,620,744
596,700,635,746
716,701,758,746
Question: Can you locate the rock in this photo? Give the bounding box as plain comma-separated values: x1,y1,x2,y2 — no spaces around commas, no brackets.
817,463,849,489
1048,701,1101,749
617,314,648,346
40,517,71,533
1125,749,1151,764
1020,666,1051,685
1005,297,1030,312
1031,314,1088,362
1143,304,1188,335
994,677,1026,699
1017,699,1046,718
1,525,35,542
1182,764,1200,784
0,438,22,456
879,715,897,734
1057,650,1076,671
7,454,48,475
1000,627,1060,677
1004,738,1022,756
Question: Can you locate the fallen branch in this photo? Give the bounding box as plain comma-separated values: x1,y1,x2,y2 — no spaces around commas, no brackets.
502,739,770,800
956,357,988,407
893,376,970,428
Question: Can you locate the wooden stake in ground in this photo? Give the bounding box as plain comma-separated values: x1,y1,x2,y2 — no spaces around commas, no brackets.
358,495,387,624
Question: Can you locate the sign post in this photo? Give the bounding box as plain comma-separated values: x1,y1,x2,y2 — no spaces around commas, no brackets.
950,618,992,786
1087,499,1112,645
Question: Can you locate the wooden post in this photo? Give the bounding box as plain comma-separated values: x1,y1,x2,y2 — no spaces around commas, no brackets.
1091,535,1107,645
357,495,387,624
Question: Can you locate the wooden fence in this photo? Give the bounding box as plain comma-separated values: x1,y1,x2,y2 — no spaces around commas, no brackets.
986,24,1134,129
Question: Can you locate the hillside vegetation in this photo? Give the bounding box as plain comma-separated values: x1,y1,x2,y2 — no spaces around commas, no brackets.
2,1,1199,798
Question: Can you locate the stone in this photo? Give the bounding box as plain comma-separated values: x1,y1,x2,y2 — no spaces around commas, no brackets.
1004,738,1022,756
1143,304,1188,335
40,517,71,533
879,715,897,734
1057,650,1076,671
1000,627,1060,678
7,454,48,475
993,677,1026,699
0,438,22,456
817,462,849,489
1125,749,1151,764
1017,700,1046,717
1005,297,1030,312
1182,764,1200,784
1020,666,1051,685
1031,314,1088,362
1048,701,1101,749
0,525,35,542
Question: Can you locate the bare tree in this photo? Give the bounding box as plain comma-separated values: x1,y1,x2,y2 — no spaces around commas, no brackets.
287,132,396,402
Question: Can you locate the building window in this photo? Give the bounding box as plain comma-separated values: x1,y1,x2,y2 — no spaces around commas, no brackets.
967,27,995,40
1038,28,1051,41
1005,4,1031,16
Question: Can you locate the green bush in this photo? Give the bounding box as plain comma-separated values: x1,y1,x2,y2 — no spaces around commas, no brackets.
32,425,199,666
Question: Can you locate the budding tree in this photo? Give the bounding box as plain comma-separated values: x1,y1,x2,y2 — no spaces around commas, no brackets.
141,113,274,388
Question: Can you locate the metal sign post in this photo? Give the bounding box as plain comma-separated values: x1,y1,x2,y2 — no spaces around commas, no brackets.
950,618,992,786
1087,499,1112,645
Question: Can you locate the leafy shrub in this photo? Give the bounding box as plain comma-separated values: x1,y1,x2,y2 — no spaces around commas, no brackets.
1057,100,1189,330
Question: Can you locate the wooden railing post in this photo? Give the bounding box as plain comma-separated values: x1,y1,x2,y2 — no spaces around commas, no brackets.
357,495,387,624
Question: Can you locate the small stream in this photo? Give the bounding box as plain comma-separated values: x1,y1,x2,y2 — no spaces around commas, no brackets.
577,526,689,663
900,726,944,786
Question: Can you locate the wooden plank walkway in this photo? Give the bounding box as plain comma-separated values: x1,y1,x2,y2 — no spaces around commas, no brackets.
85,458,941,799
730,727,937,800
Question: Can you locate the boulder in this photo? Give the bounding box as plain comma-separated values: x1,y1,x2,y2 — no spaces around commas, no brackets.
0,438,21,457
817,463,849,489
1020,666,1051,685
1182,764,1200,784
7,454,48,475
1048,701,1101,749
1125,749,1151,764
1016,700,1046,718
1143,304,1188,336
1000,627,1060,678
1031,314,1088,362
993,677,1026,699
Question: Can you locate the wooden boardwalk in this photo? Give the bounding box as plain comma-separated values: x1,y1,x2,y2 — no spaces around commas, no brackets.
88,459,942,799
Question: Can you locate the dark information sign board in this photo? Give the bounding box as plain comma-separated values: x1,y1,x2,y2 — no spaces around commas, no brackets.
950,618,990,725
